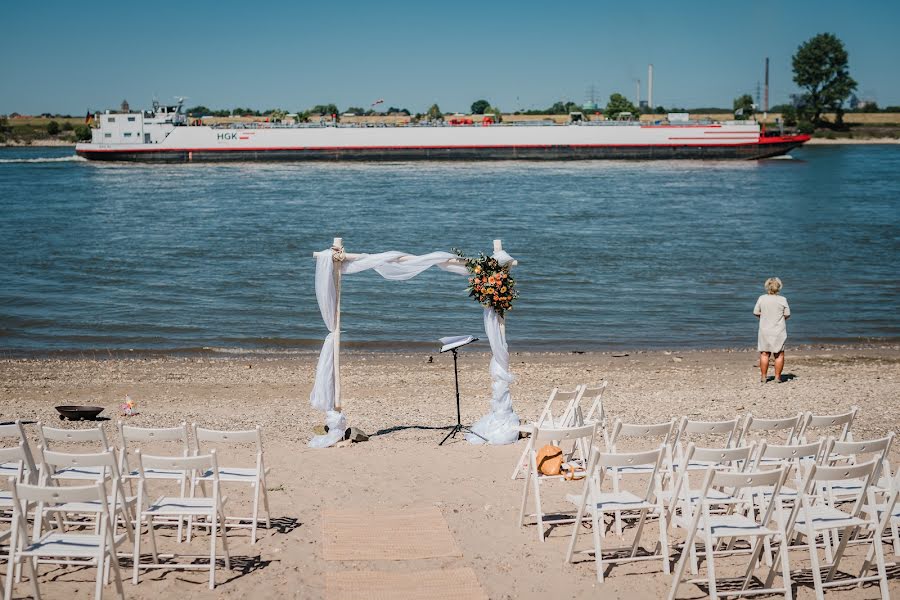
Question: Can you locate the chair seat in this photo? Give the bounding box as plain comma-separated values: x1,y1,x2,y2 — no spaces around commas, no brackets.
127,468,186,480
198,467,259,482
659,488,735,504
20,531,126,558
0,490,11,508
747,484,799,499
145,495,223,516
0,462,28,477
51,466,108,480
50,495,137,514
566,491,654,512
697,514,779,539
785,505,868,533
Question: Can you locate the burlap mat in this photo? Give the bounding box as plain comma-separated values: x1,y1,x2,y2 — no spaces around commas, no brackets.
323,507,462,561
325,567,487,600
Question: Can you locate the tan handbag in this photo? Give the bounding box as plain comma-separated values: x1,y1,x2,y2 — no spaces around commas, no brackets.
536,444,564,476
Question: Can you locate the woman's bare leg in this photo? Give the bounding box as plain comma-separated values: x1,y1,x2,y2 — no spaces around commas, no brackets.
774,352,785,382
759,352,770,382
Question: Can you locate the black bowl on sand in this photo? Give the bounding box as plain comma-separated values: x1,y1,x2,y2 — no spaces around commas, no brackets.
55,405,105,421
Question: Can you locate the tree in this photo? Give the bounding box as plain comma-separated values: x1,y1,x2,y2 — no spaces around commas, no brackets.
310,103,339,116
345,107,366,115
74,125,92,141
470,99,490,114
604,93,639,118
426,103,443,120
269,109,287,122
792,32,857,127
61,121,73,131
733,94,755,119
46,120,60,135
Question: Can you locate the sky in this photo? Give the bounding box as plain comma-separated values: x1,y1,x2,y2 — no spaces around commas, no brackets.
2,0,898,115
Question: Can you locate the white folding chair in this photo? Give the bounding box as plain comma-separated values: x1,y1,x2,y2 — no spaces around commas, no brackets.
566,445,670,581
518,422,597,542
37,448,135,541
797,406,858,446
192,425,271,544
118,421,191,482
738,413,803,451
770,458,889,599
132,450,231,589
3,480,125,600
672,418,741,472
510,386,585,480
0,443,30,519
0,421,37,484
668,467,792,600
823,433,894,499
581,381,610,442
666,444,757,519
749,440,824,504
36,424,111,481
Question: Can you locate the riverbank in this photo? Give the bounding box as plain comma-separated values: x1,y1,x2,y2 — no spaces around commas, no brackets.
2,347,897,598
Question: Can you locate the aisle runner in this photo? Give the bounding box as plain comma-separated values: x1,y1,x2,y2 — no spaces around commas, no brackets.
323,507,462,561
324,507,487,600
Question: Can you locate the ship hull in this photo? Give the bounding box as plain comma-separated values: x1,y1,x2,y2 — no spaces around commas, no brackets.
76,139,806,162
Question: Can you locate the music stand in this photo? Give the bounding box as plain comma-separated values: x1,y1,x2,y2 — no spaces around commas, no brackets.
438,335,486,445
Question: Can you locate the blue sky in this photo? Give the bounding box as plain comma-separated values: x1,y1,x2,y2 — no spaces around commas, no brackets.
2,0,897,115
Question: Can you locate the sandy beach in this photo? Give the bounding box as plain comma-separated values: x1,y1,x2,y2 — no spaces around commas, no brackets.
2,345,898,599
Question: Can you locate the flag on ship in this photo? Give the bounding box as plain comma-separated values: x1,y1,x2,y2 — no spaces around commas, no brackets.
84,110,92,123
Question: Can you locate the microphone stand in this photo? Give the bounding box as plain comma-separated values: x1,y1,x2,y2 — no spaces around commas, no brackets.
439,347,487,445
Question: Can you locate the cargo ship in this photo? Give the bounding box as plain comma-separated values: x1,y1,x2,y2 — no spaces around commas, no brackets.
75,100,810,162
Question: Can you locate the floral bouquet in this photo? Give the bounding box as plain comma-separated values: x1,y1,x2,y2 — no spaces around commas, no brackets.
120,394,137,417
454,249,518,317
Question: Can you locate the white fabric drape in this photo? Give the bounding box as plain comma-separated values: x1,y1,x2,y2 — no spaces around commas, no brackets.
308,247,520,448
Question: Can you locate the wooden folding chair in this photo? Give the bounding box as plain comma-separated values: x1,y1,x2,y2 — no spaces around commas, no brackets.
0,443,30,521
3,480,126,600
668,466,792,600
566,445,670,581
738,413,803,451
518,422,597,542
510,386,585,480
581,381,610,443
192,425,272,544
132,449,231,589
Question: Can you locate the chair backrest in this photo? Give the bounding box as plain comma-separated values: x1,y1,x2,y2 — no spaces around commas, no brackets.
740,413,803,445
0,420,38,482
827,433,893,463
535,386,585,428
137,450,217,474
532,422,596,444
119,421,189,444
38,423,109,451
689,443,756,469
0,441,29,480
607,418,676,451
799,406,858,443
676,417,740,446
759,439,823,463
193,425,263,449
582,381,609,423
39,448,119,482
12,480,106,505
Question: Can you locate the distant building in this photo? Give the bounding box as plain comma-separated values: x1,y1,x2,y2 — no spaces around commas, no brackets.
121,99,130,113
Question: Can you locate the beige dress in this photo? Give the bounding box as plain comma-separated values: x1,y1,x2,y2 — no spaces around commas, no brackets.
754,294,790,353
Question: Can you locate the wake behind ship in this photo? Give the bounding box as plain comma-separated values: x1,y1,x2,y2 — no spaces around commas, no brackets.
75,100,810,162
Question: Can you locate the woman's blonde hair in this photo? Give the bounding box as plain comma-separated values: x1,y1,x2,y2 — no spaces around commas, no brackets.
765,277,783,295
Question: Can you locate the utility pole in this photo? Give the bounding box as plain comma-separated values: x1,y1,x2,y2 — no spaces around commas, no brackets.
648,64,654,109
764,57,770,113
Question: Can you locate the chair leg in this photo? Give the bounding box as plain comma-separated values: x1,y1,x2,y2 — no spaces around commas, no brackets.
219,509,231,570
109,547,126,600
26,557,41,600
251,481,261,544
146,518,160,563
94,553,105,600
259,474,272,530
531,475,545,542
658,507,671,575
132,516,142,585
630,508,648,558
518,466,531,528
511,442,530,480
208,510,217,590
705,530,718,600
806,533,825,600
778,533,793,600
593,509,605,582
871,526,890,599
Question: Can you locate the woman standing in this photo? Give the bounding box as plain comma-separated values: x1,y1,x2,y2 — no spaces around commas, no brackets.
754,277,791,383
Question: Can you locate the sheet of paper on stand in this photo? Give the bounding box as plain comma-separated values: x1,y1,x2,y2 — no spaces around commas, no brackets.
439,336,478,353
